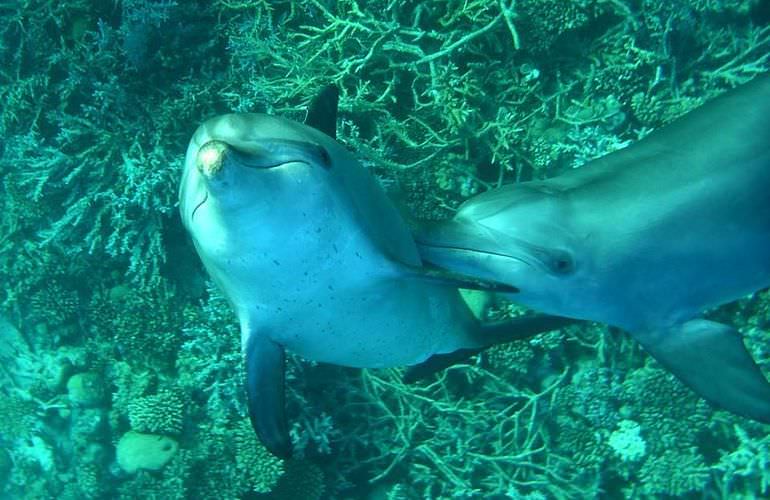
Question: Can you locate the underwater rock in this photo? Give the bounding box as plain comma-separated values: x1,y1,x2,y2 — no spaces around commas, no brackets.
116,431,178,474
66,372,105,407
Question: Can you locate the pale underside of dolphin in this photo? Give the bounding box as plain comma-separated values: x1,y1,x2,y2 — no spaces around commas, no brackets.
416,73,770,423
179,87,572,457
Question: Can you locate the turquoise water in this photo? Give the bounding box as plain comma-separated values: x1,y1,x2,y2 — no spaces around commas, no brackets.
1,0,769,498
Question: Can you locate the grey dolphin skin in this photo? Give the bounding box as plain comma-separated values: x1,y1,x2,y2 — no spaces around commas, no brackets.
179,87,571,457
416,73,770,423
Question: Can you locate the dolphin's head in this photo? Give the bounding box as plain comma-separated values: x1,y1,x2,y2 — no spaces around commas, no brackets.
179,114,337,253
417,183,588,314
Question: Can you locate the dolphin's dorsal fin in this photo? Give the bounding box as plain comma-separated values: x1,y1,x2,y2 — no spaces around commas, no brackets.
636,319,770,422
305,85,339,139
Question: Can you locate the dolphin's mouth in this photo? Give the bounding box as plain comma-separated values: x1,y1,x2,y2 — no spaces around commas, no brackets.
191,192,208,220
418,240,574,276
418,241,533,266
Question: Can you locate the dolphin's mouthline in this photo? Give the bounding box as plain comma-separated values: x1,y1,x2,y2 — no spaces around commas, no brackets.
417,241,533,267
239,159,311,170
191,192,208,220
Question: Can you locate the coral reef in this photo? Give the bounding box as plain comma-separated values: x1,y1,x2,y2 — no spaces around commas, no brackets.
233,419,285,493
128,389,185,436
1,0,769,498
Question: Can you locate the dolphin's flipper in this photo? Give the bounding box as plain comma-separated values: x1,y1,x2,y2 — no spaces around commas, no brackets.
404,314,577,382
305,85,339,139
637,319,770,422
244,333,291,458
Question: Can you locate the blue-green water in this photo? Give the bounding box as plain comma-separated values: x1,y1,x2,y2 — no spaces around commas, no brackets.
1,0,769,498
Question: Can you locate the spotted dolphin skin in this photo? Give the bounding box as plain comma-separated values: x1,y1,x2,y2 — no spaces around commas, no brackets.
416,74,770,422
179,88,570,457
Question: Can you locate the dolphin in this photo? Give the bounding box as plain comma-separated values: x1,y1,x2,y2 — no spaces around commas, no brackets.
179,87,571,457
415,73,770,422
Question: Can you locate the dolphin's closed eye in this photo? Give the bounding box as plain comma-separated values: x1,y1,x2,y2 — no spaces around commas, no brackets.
231,139,332,170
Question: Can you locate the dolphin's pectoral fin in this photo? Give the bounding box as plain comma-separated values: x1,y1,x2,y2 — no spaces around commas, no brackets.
637,319,770,422
402,264,519,294
404,314,577,382
304,85,339,139
244,333,292,458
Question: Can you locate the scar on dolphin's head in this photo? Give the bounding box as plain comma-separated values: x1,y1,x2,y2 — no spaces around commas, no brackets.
197,140,228,178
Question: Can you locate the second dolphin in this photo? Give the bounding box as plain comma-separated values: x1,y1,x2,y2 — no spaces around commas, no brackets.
416,74,770,423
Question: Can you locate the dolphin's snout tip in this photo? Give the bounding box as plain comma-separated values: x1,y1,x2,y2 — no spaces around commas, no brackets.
197,140,229,178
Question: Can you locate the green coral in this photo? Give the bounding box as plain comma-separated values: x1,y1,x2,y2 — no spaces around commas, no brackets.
234,419,285,493
637,447,710,496
0,391,37,441
95,283,185,369
269,459,326,500
621,364,711,454
73,462,103,500
515,0,591,54
553,415,609,469
128,389,185,436
485,342,535,374
29,282,80,327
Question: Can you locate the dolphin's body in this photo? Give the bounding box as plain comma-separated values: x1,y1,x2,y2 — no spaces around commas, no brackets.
416,74,770,422
180,88,568,457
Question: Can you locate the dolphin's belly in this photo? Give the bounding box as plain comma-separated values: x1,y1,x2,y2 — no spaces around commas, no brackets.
206,239,476,368
255,280,473,367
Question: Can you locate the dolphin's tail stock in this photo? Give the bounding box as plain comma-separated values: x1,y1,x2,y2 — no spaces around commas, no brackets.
403,313,577,383
634,319,770,423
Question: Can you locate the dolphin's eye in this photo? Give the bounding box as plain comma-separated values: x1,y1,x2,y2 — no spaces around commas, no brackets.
548,251,575,275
